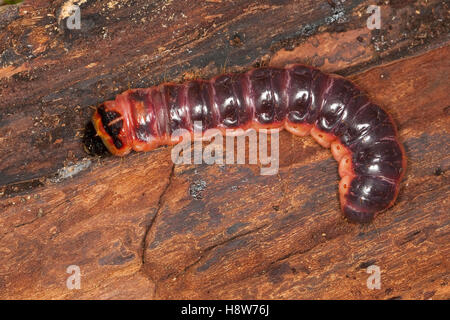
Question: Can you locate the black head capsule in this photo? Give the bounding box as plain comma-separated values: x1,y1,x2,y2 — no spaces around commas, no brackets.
97,105,124,149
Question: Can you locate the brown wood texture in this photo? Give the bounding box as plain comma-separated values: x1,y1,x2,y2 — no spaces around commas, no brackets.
0,0,449,299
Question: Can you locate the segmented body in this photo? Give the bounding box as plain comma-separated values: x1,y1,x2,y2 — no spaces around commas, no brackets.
92,65,406,223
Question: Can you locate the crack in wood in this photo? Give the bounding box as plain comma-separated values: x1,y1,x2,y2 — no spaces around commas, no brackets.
152,222,270,298
183,222,270,273
140,162,176,275
0,198,69,241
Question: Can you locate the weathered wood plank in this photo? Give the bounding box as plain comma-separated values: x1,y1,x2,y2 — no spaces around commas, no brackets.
0,0,449,299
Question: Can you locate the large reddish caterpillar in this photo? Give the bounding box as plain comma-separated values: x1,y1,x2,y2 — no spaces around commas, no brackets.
92,65,406,223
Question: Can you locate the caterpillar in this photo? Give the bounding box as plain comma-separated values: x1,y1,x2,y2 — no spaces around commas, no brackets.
92,65,406,223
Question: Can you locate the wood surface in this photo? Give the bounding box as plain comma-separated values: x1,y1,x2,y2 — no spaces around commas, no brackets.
0,0,449,299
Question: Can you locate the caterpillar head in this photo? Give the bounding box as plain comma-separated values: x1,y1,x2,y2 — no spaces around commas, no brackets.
92,102,132,156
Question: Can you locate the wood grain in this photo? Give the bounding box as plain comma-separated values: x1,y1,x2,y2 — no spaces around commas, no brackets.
0,0,449,299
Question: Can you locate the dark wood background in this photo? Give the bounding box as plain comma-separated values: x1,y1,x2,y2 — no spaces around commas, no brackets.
0,0,448,299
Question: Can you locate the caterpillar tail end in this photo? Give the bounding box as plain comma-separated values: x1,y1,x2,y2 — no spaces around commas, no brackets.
339,176,375,224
